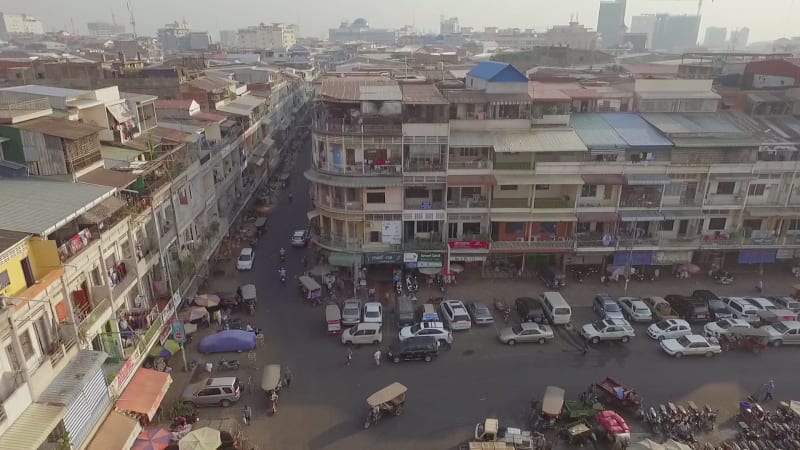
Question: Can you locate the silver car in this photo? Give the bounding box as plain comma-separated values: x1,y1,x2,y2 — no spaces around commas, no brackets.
467,302,494,325
498,323,554,345
341,299,361,326
763,321,800,346
181,377,241,407
618,297,653,323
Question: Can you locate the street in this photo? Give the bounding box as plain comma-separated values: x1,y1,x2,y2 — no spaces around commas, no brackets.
171,144,800,450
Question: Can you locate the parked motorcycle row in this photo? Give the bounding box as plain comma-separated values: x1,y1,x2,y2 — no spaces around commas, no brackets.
698,401,800,450
642,401,718,444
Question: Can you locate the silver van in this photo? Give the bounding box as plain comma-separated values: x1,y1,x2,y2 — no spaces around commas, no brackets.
538,292,572,325
181,377,241,407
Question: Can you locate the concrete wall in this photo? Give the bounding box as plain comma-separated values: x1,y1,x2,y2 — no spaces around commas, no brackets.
634,79,713,93
363,187,402,211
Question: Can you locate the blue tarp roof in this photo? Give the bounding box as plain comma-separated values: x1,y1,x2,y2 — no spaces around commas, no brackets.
601,113,674,149
467,61,528,82
570,113,629,150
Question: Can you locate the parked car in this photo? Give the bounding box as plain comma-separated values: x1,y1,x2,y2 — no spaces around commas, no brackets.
386,336,439,363
440,300,472,330
515,297,545,323
594,294,625,320
362,302,383,325
665,294,710,322
181,377,241,407
581,318,635,344
497,323,554,345
643,296,678,321
769,296,800,314
660,334,722,358
199,330,257,354
743,297,777,311
396,296,416,327
236,247,255,271
618,297,653,322
291,229,310,247
341,322,382,345
693,290,733,320
467,302,494,325
539,265,566,289
647,319,692,341
398,322,453,345
341,299,361,326
722,297,760,323
703,318,751,338
761,321,800,346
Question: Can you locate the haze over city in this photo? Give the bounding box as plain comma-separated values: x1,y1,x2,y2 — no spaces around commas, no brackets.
1,0,797,42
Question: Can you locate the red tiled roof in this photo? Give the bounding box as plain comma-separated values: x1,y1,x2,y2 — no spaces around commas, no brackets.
155,99,195,110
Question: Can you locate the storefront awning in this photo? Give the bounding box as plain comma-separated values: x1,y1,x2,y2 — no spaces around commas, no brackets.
532,174,584,185
581,174,626,185
624,174,672,185
531,212,578,222
447,175,494,186
0,403,67,449
307,210,320,220
491,213,533,222
738,249,778,264
304,169,403,188
328,252,362,267
494,174,534,185
115,368,172,420
662,209,706,219
577,212,619,223
619,211,665,222
78,196,127,224
86,411,141,450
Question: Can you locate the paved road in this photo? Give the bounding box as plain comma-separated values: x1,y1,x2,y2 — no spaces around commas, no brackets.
183,146,800,450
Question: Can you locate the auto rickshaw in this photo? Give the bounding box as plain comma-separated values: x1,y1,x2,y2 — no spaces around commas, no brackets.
364,382,407,429
238,284,257,315
254,217,267,238
719,327,770,353
298,275,322,305
532,386,565,430
326,304,342,334
262,364,282,411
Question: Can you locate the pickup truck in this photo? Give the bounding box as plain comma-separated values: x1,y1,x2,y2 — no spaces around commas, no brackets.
643,296,679,321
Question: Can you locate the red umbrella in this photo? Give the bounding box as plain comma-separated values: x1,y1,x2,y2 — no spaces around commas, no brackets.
132,428,171,450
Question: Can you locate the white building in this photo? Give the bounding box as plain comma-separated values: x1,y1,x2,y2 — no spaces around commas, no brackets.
237,23,297,50
0,13,44,38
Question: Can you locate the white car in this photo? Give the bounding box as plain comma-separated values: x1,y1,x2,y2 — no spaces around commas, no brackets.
236,247,255,271
660,334,722,358
770,297,800,314
440,300,472,330
341,322,382,345
703,318,751,338
743,297,777,311
581,318,635,344
762,321,800,346
647,319,692,341
291,229,310,247
399,322,453,345
362,302,383,325
618,297,653,323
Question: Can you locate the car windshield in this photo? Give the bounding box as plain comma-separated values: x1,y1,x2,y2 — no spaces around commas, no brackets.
343,306,358,315
592,321,606,330
605,303,620,312
676,336,692,346
709,299,725,309
365,310,379,318
772,322,789,333
410,324,422,333
718,320,732,329
511,325,522,334
635,306,649,313
475,306,490,315
238,254,251,261
655,321,671,330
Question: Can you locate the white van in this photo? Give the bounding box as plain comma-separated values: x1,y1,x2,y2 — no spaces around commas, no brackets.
538,291,572,325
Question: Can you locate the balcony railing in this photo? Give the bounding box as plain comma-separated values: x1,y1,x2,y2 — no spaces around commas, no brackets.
576,234,616,248
404,158,445,172
58,228,99,263
447,159,492,170
700,231,742,248
315,234,364,251
618,236,660,248
494,161,533,171
404,238,447,251
661,196,703,207
491,198,530,209
314,120,402,135
315,161,402,176
659,236,701,248
316,197,364,212
447,197,488,208
404,200,444,210
704,194,745,206
491,238,574,250
76,297,112,331
619,196,661,208
533,198,573,209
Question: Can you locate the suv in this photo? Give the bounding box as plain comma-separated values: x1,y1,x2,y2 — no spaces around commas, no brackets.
594,294,624,320
440,300,472,330
181,377,241,407
581,318,635,343
515,297,545,323
665,294,709,322
722,297,760,323
386,336,439,363
693,290,732,320
539,266,566,289
341,322,382,345
769,297,800,314
762,321,800,346
398,322,453,345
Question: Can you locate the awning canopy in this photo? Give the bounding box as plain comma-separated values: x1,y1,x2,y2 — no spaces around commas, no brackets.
709,172,754,180
0,403,67,449
532,174,584,185
115,368,172,420
449,131,495,147
447,174,494,186
491,213,533,222
78,167,139,188
625,173,672,185
531,212,578,222
107,102,134,123
494,174,534,185
662,209,706,219
86,411,141,450
78,196,127,224
307,210,320,220
304,169,403,188
581,174,626,185
494,130,587,153
328,252,362,267
578,212,620,223
619,211,665,222
746,207,800,217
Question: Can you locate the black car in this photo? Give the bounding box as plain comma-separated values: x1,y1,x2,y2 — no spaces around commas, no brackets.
693,290,732,319
665,294,710,322
539,266,566,289
515,297,546,323
387,336,439,363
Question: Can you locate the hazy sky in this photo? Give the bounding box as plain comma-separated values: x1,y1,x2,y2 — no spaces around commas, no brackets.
2,0,797,43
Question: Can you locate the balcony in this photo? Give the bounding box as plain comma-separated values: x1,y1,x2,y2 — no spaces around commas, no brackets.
76,297,112,333
704,193,745,208
491,238,574,251
618,236,660,248
447,196,488,209
315,234,364,251
315,160,402,176
404,199,445,210
619,195,661,209
404,158,445,172
491,198,530,209
111,263,137,308
316,197,364,213
659,236,701,248
404,237,447,251
742,231,780,247
494,161,534,171
313,120,402,136
57,228,99,264
448,159,492,170
0,92,52,123
661,196,702,207
48,325,79,369
576,233,616,249
699,231,742,248
533,198,573,209
531,114,571,126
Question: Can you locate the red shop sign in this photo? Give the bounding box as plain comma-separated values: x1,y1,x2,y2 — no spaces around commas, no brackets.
448,240,489,250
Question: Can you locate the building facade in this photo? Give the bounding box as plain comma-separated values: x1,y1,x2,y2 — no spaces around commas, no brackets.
630,14,657,49
0,13,44,38
596,0,626,48
87,22,125,39
651,14,701,52
703,27,727,49
236,23,297,50
329,18,397,45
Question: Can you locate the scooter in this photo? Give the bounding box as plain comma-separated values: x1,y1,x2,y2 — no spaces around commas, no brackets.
405,276,413,294
395,281,403,295
411,275,419,292
218,358,240,371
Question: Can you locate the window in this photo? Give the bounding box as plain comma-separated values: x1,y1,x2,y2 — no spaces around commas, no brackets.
788,219,800,231
708,218,727,231
415,221,440,233
369,231,381,242
19,330,35,361
661,220,675,231
405,187,429,198
366,192,385,203
504,222,524,234
0,270,9,291
748,184,766,196
715,182,736,195
535,184,550,191
91,266,103,286
4,344,20,371
581,185,597,197
500,185,517,191
458,148,479,157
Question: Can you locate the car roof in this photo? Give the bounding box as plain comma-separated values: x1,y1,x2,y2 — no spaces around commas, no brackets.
206,376,238,386
444,299,465,306
684,335,707,343
364,302,381,310
778,320,800,328
356,322,381,329
662,318,689,326
240,247,253,255
605,318,628,326
293,230,306,236
343,299,360,306
596,294,614,301
520,322,544,331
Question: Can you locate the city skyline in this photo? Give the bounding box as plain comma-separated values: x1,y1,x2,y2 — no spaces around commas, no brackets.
1,0,797,44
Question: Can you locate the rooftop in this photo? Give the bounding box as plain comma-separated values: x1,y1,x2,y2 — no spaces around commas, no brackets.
0,229,29,255
119,92,157,104
467,61,528,83
155,99,196,110
0,177,115,236
399,83,448,105
216,95,265,116
1,85,89,98
77,167,139,189
600,113,674,149
185,75,235,93
319,76,397,102
570,113,629,150
192,111,228,123
12,117,103,140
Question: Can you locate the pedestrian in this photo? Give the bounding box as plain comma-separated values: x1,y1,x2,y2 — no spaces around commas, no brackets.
756,279,764,293
368,287,376,301
283,367,292,388
243,405,252,425
373,349,381,367
205,361,213,374
582,339,589,356
346,347,353,366
764,380,775,401
270,391,279,414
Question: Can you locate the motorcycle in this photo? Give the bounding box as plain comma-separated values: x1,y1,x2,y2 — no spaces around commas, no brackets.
170,413,199,431
405,276,413,294
218,358,240,371
364,408,381,429
395,281,403,296
411,275,419,292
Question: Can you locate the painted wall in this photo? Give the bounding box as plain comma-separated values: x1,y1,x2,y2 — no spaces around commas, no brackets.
27,238,60,281
0,240,29,298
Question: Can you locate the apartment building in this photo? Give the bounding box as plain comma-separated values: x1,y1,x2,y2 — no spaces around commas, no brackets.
305,61,800,277
236,23,297,50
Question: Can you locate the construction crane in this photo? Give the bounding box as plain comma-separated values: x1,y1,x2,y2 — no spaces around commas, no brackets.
126,0,137,39
650,0,714,16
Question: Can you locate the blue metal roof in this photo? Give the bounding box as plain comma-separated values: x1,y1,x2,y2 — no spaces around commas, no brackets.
467,61,528,82
570,114,628,150
600,113,674,149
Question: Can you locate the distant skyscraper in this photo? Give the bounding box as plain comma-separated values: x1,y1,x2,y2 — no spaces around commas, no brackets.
703,26,727,49
729,27,750,50
630,14,657,49
440,16,459,35
597,0,626,48
219,30,237,48
651,14,701,52
88,22,125,39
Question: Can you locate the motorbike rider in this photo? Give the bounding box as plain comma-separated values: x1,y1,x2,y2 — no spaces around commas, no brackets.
288,193,293,203
279,247,286,260
278,267,287,283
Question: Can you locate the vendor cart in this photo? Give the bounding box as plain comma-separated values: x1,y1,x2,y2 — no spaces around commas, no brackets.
593,377,641,412
596,410,630,450
560,419,596,446
532,386,564,430
563,399,604,420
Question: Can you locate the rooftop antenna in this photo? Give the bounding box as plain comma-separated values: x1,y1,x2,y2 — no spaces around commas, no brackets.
127,0,137,39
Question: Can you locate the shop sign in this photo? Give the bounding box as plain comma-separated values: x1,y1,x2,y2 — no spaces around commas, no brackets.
172,321,187,344
403,252,418,263
417,252,444,268
365,252,403,264
381,221,402,245
449,255,486,262
653,251,693,265
448,240,489,250
114,357,136,390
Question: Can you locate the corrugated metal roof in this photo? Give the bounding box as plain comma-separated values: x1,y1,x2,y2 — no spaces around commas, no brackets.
13,117,103,140
101,145,143,162
0,403,67,449
2,84,88,98
0,229,28,254
494,130,587,153
601,113,674,149
637,91,720,100
0,178,115,235
670,137,762,148
532,174,584,185
467,61,527,82
399,84,448,104
320,77,395,102
155,99,196,110
78,168,139,188
358,85,402,101
38,350,108,405
641,113,750,137
570,113,629,150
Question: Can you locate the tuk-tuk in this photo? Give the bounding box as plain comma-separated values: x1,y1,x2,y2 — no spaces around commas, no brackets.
254,217,267,237
239,284,257,314
755,309,797,326
719,327,770,353
364,382,407,429
326,304,342,334
261,364,282,398
533,386,565,430
298,275,322,304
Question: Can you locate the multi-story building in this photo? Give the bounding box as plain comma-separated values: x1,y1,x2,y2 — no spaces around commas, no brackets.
87,21,125,39
630,14,657,49
597,0,627,48
219,30,238,48
539,21,600,50
440,16,459,36
236,23,297,50
0,13,44,39
651,14,701,52
703,27,727,49
729,27,750,50
157,21,211,54
329,18,397,45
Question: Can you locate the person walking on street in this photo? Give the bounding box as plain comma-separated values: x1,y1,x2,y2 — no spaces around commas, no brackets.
373,349,381,367
764,380,775,401
243,405,252,425
756,279,764,293
270,391,279,414
283,367,292,388
346,347,353,366
581,339,589,356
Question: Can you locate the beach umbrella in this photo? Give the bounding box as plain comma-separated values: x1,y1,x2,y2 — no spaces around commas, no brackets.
132,428,171,450
179,427,221,450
